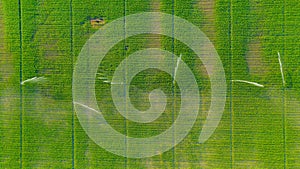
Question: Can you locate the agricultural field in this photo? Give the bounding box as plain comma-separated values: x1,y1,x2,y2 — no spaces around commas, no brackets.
0,0,300,168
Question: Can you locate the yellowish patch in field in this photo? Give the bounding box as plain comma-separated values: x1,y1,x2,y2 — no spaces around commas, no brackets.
0,1,14,83
146,0,162,49
198,0,216,42
246,39,269,78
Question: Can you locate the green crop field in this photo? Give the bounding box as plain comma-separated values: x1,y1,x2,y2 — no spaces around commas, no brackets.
0,0,300,168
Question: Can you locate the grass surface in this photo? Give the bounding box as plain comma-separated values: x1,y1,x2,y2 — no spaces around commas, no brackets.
0,0,300,168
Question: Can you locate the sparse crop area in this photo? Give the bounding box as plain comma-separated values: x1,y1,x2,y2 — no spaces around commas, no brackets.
1,0,300,168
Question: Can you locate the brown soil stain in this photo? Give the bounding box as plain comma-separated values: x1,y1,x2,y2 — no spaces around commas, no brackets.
245,38,268,77
0,1,14,83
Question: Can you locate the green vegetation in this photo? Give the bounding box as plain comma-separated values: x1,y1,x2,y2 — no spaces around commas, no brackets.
1,0,300,168
0,0,21,168
215,0,300,167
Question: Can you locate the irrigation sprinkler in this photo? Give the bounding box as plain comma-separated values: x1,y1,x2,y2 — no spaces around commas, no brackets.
20,76,46,85
277,52,285,87
231,79,264,88
173,54,182,85
103,80,111,84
